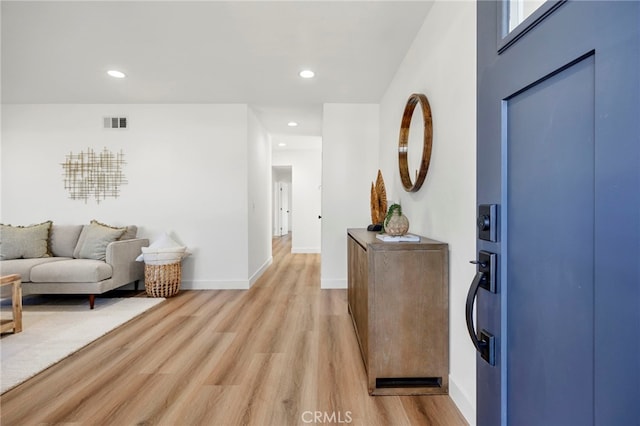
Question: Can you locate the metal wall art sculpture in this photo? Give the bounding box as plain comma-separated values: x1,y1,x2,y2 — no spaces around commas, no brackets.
61,147,127,203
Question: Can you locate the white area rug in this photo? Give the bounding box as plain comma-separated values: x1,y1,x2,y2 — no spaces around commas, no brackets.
0,295,164,394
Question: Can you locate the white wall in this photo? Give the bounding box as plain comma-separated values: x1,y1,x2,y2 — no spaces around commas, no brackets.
379,1,477,423
247,107,273,285
1,104,267,290
272,135,322,253
321,104,379,288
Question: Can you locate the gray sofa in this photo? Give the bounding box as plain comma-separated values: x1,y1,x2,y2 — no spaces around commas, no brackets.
0,221,148,309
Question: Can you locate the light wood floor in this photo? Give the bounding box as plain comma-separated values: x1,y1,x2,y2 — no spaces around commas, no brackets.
0,234,468,425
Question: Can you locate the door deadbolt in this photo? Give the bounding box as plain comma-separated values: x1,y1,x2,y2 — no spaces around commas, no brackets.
477,215,491,231
477,204,498,242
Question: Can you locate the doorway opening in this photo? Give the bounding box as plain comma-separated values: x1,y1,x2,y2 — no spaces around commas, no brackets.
272,166,292,238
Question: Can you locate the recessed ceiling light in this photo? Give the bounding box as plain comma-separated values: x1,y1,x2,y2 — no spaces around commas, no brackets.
278,143,287,147
299,69,315,79
107,70,126,78
287,121,299,127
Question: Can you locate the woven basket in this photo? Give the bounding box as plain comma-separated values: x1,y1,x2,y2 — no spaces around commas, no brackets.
145,261,181,297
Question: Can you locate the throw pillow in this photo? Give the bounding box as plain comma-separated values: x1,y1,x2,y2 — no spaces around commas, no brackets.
120,225,138,240
135,232,182,261
73,220,128,259
141,246,187,265
74,221,126,261
0,221,52,260
91,220,137,240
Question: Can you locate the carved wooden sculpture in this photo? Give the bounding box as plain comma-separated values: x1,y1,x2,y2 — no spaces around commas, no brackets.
369,170,388,228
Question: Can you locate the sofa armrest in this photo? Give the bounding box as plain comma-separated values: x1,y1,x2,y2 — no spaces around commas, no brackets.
106,238,149,287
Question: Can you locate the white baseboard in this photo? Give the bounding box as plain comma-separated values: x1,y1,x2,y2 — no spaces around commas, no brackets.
320,278,347,289
249,256,273,287
291,247,321,253
449,375,476,425
156,256,272,291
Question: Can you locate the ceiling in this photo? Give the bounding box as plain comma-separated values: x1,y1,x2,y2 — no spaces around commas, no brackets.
1,1,434,136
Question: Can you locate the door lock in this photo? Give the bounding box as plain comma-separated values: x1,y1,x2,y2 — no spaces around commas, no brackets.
477,214,491,231
477,204,498,242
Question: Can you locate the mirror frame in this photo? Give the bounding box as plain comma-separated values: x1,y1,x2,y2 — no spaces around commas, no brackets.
398,93,433,192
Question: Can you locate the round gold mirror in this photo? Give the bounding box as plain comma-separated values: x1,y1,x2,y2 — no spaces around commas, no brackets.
398,93,433,192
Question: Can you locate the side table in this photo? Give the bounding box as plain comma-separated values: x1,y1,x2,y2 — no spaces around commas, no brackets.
0,274,23,334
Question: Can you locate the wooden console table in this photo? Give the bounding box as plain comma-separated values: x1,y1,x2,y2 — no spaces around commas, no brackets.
1,274,23,334
347,229,449,395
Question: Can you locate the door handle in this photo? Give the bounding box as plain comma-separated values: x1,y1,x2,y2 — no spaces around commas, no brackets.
466,271,495,365
470,251,496,293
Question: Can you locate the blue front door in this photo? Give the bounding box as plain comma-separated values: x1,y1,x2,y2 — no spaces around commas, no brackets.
474,1,639,425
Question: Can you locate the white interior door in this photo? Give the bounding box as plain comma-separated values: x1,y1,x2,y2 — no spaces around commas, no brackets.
278,182,289,236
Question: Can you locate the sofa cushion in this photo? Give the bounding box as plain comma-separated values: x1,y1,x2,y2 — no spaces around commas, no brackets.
30,259,112,283
73,221,126,261
0,257,70,282
50,225,84,257
0,221,52,260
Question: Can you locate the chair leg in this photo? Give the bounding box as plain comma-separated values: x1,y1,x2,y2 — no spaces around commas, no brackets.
89,294,95,309
134,280,139,292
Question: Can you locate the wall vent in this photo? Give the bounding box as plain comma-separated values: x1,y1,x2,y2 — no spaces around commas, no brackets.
103,116,128,129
